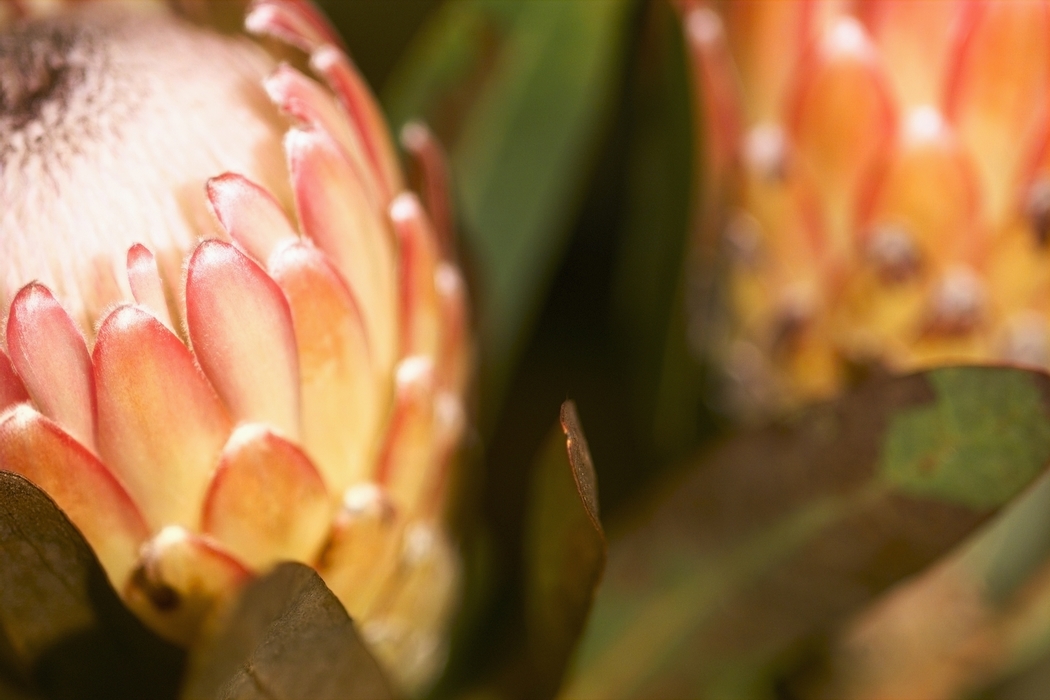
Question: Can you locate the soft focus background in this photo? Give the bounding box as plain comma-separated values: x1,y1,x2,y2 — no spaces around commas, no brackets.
317,0,717,694
315,2,1050,699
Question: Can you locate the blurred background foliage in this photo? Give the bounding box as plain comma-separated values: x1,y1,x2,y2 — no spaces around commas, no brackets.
315,2,1050,699
317,0,716,695
320,0,709,515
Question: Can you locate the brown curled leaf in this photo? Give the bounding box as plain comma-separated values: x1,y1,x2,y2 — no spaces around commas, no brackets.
521,400,606,698
0,472,184,700
565,367,1050,698
181,562,393,700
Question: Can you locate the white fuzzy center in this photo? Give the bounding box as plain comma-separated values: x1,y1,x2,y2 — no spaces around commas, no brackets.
0,4,289,331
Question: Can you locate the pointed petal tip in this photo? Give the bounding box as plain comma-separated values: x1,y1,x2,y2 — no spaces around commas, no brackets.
206,173,266,229
94,303,231,531
95,301,142,335
204,172,241,228
205,173,297,264
284,125,323,166
684,5,724,47
823,16,876,60
125,243,174,330
308,42,344,74
244,0,340,54
11,280,54,308
390,192,424,223
396,355,435,389
243,2,275,34
188,237,234,271
186,239,301,439
126,242,151,267
342,481,394,517
398,120,456,256
202,423,331,570
7,282,96,452
399,121,430,151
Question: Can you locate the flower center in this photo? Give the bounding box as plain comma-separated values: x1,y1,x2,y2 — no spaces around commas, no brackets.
0,22,93,137
0,6,289,331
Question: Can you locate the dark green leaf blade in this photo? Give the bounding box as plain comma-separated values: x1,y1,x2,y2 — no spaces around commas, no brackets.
564,367,1050,698
523,401,606,697
384,0,635,424
181,562,393,700
444,401,606,698
610,0,706,468
0,471,184,700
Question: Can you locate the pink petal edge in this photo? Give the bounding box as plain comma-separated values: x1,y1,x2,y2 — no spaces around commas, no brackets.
94,304,232,531
186,240,301,440
6,283,97,453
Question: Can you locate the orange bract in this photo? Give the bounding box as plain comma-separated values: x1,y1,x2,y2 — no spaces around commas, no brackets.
685,0,1050,413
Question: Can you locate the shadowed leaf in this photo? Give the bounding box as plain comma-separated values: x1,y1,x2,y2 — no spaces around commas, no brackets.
522,401,606,697
0,472,184,700
181,562,392,700
982,647,1050,700
610,0,704,469
794,495,1050,700
563,367,1050,698
448,401,606,698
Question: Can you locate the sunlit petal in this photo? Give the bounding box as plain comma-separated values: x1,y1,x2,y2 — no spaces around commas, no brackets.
186,240,301,439
94,305,231,530
203,424,331,570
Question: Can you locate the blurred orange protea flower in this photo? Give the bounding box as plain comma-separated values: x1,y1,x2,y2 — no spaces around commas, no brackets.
0,0,469,690
683,0,1050,412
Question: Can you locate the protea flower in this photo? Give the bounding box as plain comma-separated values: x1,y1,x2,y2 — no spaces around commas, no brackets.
683,0,1050,412
0,0,469,691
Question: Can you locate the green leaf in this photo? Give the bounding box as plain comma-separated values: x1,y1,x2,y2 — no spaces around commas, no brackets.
439,401,606,698
384,0,635,424
793,374,1050,698
880,369,1050,508
563,367,1050,699
180,562,393,700
610,0,705,464
0,472,184,700
790,469,1050,699
523,401,606,697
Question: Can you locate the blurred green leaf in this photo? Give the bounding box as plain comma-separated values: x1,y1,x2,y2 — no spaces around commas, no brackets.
880,370,1050,507
443,401,606,699
317,0,442,91
0,472,184,700
522,401,606,697
384,0,635,425
791,374,1050,698
611,0,705,466
563,367,1050,699
791,466,1050,699
181,562,392,700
